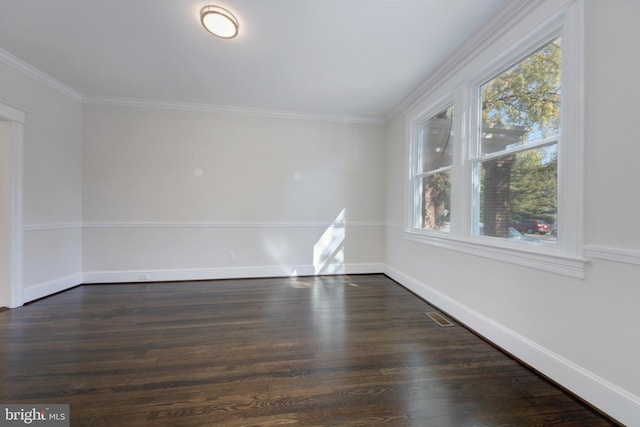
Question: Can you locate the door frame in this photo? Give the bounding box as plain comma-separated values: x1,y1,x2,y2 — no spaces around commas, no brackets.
1,101,25,308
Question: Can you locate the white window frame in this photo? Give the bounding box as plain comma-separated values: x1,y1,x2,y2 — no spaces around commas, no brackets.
408,97,456,234
405,0,585,278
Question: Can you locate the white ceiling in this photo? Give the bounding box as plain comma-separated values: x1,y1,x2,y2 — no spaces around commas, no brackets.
0,0,507,122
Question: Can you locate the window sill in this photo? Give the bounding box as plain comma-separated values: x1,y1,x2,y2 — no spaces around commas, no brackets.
405,230,586,279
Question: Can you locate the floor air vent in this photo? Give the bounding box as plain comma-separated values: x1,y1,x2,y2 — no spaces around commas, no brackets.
425,312,455,327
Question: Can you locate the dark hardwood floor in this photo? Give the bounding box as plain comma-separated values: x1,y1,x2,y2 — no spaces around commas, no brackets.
0,274,619,426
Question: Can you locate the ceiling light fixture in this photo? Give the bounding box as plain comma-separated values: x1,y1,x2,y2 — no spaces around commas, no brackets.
200,5,239,39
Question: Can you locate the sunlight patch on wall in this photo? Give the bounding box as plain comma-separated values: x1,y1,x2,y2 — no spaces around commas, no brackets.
313,209,346,275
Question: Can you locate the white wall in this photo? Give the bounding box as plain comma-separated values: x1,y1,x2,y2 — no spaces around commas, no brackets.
383,1,640,424
0,62,83,304
82,105,385,282
585,0,640,250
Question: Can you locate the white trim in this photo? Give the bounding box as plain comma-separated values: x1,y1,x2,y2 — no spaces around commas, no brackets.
392,222,639,269
21,273,83,304
471,136,558,163
83,263,384,284
0,101,26,308
23,222,83,232
22,221,385,231
82,221,384,229
405,232,586,279
82,96,385,125
584,245,640,266
385,223,404,232
0,100,26,123
0,48,83,102
383,265,639,426
559,0,586,258
9,122,24,308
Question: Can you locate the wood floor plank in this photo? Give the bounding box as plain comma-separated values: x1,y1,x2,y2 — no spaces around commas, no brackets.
0,274,619,426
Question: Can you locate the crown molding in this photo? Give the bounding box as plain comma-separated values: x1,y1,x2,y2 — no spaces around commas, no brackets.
81,96,385,125
0,48,384,125
0,48,83,102
386,0,542,121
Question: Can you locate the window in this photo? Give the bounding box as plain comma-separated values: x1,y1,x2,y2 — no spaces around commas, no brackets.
474,38,561,242
406,1,584,277
413,105,454,232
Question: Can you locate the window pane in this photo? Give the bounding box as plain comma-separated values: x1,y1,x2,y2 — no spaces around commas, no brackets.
477,144,557,243
418,171,451,231
480,38,561,155
418,106,454,173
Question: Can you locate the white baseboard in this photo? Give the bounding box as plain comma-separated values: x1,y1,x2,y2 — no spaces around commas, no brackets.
82,263,384,284
383,264,639,426
21,273,83,304
19,264,383,305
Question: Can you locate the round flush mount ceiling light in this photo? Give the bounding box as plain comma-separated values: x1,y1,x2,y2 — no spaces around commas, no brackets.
200,5,239,39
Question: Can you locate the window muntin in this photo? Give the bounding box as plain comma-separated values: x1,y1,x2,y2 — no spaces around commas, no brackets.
413,105,453,231
473,37,561,244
